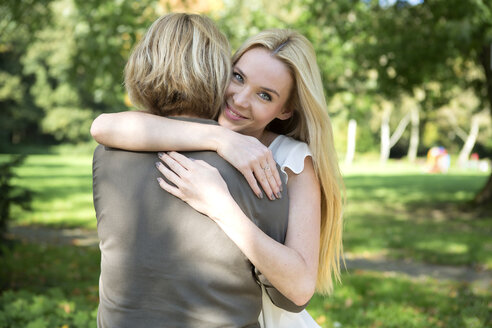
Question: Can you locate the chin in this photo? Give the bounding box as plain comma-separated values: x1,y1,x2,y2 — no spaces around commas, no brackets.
225,124,242,132
218,116,239,131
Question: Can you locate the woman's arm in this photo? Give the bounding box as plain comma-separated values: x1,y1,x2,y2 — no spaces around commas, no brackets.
157,151,321,306
91,111,219,151
90,111,281,199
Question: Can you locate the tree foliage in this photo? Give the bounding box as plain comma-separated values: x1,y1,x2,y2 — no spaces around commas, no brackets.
1,0,161,144
1,0,491,168
0,0,55,145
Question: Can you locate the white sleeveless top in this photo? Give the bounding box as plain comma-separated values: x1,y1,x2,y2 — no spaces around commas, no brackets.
268,135,313,181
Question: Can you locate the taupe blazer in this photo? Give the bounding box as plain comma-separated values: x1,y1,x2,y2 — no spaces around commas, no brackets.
93,118,305,328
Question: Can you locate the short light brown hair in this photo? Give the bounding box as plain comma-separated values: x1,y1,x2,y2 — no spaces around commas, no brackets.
125,13,231,119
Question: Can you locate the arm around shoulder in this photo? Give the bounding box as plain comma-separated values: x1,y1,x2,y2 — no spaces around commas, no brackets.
90,111,223,151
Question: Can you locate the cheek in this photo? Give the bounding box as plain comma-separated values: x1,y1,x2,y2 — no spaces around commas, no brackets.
225,82,237,98
262,105,283,120
251,106,278,127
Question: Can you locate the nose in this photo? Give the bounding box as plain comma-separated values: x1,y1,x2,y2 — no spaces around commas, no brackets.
232,87,250,109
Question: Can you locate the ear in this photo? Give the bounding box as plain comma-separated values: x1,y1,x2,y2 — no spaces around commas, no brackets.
276,107,293,121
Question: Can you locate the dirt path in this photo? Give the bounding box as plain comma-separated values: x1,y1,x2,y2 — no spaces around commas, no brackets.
343,254,492,289
8,225,492,288
9,225,99,247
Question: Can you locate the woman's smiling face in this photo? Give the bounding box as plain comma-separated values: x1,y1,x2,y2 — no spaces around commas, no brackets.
218,47,293,142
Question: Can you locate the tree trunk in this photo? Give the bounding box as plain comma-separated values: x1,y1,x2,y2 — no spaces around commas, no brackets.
389,112,410,148
458,115,480,168
474,44,492,205
407,106,419,162
345,119,357,166
380,107,391,164
474,173,492,205
380,102,411,164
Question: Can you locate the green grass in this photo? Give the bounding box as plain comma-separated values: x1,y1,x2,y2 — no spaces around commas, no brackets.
1,242,490,328
309,270,491,328
10,154,96,229
0,243,100,328
341,161,492,269
2,153,492,327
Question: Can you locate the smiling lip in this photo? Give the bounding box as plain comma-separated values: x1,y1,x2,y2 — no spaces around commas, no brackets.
224,104,247,121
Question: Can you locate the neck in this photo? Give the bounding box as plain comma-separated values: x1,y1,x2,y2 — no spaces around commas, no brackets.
259,130,278,147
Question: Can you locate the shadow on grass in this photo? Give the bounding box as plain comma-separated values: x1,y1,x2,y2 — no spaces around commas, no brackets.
0,144,56,155
345,210,492,266
345,174,488,205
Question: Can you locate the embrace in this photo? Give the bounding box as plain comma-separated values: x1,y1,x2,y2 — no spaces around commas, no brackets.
91,13,344,328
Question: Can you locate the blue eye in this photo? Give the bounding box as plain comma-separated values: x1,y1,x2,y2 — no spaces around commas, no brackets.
233,72,243,83
259,92,272,101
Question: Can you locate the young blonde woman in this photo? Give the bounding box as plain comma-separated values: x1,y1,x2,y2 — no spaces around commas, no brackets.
91,29,344,326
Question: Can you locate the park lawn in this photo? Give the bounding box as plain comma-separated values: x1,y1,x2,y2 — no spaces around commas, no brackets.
2,153,492,327
342,161,492,269
0,242,490,328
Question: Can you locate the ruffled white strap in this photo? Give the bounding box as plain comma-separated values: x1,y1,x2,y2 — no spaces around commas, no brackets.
269,135,312,182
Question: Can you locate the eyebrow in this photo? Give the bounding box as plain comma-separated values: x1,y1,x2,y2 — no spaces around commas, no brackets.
235,67,280,98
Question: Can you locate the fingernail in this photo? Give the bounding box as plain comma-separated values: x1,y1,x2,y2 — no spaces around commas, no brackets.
258,192,263,199
156,177,163,183
270,193,275,200
158,152,164,159
276,192,282,199
155,162,161,168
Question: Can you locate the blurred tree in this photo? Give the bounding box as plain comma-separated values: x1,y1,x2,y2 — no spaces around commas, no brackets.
388,0,492,204
371,0,492,204
0,0,54,146
307,0,492,203
21,0,91,142
357,1,463,162
3,0,491,205
1,0,162,145
21,0,161,143
297,0,379,162
215,0,292,50
69,0,158,110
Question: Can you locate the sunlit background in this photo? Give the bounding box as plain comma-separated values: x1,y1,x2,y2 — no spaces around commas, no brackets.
1,0,491,327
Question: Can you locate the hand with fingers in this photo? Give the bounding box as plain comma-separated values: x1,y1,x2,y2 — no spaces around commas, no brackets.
156,152,236,220
215,130,282,200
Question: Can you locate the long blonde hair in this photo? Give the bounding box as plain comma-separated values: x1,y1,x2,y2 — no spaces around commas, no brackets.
233,29,344,295
125,13,231,119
